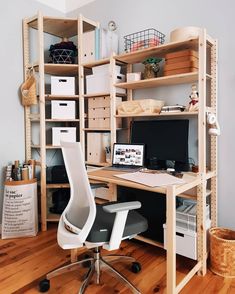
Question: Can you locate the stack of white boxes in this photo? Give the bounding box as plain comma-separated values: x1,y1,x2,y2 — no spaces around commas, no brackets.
51,76,77,146
86,64,126,95
163,199,211,260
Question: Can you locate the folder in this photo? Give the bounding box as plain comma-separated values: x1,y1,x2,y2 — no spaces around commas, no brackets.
82,30,95,63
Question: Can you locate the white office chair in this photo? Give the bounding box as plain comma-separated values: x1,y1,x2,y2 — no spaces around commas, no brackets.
39,141,148,294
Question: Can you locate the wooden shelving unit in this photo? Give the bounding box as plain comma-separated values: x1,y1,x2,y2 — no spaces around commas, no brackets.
112,29,218,289
23,12,98,231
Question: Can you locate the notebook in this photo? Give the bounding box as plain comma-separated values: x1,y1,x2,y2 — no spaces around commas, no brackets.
104,143,145,172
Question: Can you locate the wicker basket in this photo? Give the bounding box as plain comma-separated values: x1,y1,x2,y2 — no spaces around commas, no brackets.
21,70,37,106
209,227,235,277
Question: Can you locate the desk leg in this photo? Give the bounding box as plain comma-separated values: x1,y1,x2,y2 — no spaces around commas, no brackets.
109,183,117,202
166,185,176,294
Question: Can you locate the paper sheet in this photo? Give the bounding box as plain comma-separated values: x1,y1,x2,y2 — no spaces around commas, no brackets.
114,171,185,187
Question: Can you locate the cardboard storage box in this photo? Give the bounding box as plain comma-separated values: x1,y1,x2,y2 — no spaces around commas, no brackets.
51,76,75,95
86,73,125,94
51,100,76,119
87,132,110,163
52,127,76,146
92,186,110,200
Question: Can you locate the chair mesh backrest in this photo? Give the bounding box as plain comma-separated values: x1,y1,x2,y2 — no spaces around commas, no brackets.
61,141,96,233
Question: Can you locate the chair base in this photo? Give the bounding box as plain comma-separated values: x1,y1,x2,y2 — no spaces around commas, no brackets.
44,247,141,294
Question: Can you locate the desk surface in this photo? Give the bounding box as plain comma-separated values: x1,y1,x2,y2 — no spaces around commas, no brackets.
88,169,202,196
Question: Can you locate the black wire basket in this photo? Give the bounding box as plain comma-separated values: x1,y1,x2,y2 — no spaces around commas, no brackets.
50,49,76,64
124,28,165,53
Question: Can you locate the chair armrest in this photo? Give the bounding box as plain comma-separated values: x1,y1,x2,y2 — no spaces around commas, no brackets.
102,201,141,251
103,201,141,213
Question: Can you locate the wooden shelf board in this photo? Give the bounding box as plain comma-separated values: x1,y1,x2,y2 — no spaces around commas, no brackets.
45,119,80,122
86,161,110,167
115,38,199,64
83,128,111,131
29,17,78,38
44,64,79,76
115,72,198,89
31,145,61,149
115,111,198,118
82,58,110,68
45,94,79,100
84,92,126,98
47,183,70,188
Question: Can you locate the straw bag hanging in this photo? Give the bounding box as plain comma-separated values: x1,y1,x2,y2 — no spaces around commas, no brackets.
21,68,37,106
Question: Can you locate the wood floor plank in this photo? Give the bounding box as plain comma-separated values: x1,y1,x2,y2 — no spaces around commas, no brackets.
1,224,235,294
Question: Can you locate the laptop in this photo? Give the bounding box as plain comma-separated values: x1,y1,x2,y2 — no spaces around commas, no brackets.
104,143,145,172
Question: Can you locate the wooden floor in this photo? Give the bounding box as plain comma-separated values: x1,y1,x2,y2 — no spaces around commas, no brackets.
1,224,235,294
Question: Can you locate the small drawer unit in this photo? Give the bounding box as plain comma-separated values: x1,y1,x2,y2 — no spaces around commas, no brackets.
88,107,110,118
52,127,76,146
88,118,110,129
88,96,111,108
51,100,76,119
51,76,75,95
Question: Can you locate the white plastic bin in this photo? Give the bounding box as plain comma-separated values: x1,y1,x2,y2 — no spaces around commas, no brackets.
51,76,75,95
52,127,76,146
51,100,76,119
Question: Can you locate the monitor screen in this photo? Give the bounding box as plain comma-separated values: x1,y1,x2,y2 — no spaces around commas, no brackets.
112,143,145,167
130,120,189,171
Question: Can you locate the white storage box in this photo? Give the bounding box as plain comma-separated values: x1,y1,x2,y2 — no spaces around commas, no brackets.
163,219,211,260
52,127,76,146
86,73,125,94
92,64,121,75
51,100,76,119
126,72,141,82
51,76,75,95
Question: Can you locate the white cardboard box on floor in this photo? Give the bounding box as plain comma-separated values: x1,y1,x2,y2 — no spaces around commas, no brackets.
51,76,75,95
52,127,76,146
51,100,76,119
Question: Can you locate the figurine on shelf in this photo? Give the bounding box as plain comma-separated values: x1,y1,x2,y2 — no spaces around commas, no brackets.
188,84,199,112
143,57,162,79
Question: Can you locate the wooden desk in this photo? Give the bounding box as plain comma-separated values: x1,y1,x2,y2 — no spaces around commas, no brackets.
85,169,205,294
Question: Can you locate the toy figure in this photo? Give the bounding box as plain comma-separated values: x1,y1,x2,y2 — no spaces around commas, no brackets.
188,84,199,111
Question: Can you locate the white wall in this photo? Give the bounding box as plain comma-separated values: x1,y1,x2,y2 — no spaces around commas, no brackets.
0,0,64,219
0,0,234,230
68,0,235,229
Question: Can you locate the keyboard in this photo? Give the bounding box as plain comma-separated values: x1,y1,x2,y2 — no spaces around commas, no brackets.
103,166,142,172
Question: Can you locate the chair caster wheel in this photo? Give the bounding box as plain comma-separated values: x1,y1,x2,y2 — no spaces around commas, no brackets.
39,279,50,292
131,261,141,273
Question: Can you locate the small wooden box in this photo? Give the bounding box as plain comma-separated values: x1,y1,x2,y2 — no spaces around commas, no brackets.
88,118,110,128
88,97,110,108
88,107,110,118
165,49,198,60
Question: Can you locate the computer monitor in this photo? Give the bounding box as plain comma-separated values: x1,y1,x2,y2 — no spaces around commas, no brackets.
130,120,189,171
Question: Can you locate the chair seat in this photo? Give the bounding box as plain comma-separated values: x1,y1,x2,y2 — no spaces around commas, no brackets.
86,203,148,243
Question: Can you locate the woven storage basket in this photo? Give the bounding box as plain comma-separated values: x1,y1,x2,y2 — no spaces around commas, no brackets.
21,72,37,106
209,227,235,277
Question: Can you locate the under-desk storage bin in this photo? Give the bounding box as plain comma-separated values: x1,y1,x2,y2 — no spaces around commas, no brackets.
52,127,76,146
163,219,211,260
2,179,38,239
51,76,75,95
51,100,76,119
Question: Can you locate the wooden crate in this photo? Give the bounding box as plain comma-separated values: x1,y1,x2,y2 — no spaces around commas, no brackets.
164,67,198,76
164,60,198,71
165,49,198,60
